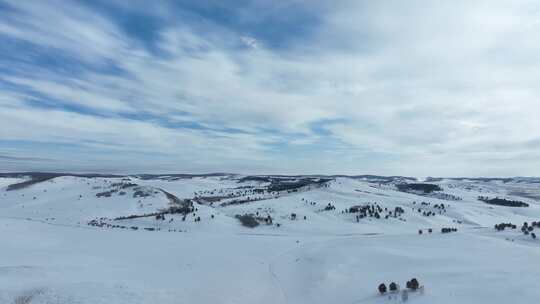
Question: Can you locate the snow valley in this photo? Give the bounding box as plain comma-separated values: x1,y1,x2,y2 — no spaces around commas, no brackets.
1,173,540,303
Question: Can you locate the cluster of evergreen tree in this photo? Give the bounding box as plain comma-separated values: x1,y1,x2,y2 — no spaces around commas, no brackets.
494,222,516,231
441,227,458,233
378,278,420,294
478,196,529,207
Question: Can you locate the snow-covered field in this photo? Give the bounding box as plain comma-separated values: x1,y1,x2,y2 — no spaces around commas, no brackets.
1,174,540,303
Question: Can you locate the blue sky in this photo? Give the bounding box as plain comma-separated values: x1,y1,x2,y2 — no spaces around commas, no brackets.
1,0,540,176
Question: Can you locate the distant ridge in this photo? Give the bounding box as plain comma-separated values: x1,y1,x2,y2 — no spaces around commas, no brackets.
2,172,536,183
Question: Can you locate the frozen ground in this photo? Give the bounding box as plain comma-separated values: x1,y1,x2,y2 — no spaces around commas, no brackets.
1,175,539,303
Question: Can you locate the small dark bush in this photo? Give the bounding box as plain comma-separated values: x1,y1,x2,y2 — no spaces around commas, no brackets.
389,282,398,291
409,278,419,290
378,283,387,294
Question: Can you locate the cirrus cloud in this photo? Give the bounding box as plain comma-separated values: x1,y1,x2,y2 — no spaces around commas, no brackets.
0,0,539,176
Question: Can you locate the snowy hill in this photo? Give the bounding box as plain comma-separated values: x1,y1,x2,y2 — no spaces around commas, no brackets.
1,174,540,303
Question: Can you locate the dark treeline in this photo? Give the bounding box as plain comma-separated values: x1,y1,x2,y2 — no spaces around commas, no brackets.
396,183,442,193
478,196,529,207
267,178,332,192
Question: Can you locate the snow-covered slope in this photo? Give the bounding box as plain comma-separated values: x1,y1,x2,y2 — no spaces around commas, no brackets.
1,174,539,303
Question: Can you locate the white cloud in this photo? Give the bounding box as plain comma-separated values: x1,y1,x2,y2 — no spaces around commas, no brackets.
240,36,259,49
1,0,540,175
